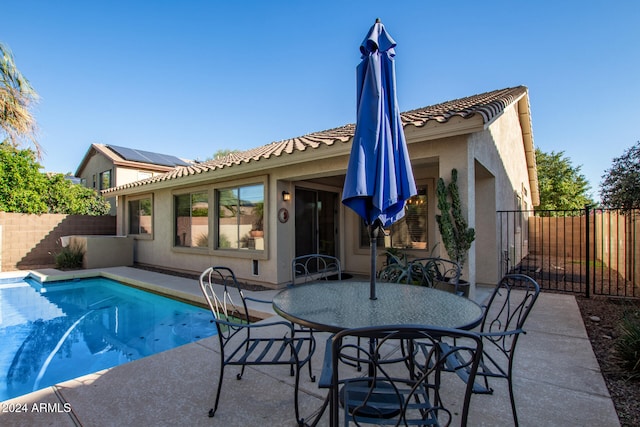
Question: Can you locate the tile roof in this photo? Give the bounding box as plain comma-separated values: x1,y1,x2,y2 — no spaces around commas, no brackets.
103,86,528,194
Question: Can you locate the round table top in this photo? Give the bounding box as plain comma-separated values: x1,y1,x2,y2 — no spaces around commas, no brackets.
272,281,483,333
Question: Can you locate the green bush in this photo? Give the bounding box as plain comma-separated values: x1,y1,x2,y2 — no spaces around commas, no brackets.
54,243,84,269
616,308,640,379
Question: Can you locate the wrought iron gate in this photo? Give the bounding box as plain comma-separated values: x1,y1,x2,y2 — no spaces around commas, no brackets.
498,207,639,298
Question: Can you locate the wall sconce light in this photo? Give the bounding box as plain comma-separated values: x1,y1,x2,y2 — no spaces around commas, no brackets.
282,191,291,202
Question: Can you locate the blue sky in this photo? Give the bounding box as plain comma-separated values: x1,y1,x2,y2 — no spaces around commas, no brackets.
3,1,639,200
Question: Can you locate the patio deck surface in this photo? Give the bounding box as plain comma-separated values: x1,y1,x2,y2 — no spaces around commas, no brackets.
0,267,620,426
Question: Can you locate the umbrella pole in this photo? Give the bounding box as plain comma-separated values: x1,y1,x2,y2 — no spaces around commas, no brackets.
368,222,380,300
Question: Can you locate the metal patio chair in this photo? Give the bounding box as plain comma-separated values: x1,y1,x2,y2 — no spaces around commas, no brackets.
244,254,343,377
416,273,540,426
409,257,466,296
291,254,342,285
289,254,363,372
319,325,483,426
198,266,316,426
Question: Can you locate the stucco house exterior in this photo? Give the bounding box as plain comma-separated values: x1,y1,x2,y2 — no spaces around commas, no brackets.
75,143,194,215
103,86,539,296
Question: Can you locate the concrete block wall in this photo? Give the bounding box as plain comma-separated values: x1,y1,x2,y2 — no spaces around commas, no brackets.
0,213,116,271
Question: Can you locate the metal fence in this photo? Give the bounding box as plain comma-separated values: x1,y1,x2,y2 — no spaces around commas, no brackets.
498,207,639,298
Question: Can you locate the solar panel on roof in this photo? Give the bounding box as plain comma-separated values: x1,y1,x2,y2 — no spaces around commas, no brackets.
107,145,190,167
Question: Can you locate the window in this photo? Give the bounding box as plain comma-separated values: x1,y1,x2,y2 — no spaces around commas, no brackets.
174,191,209,248
99,170,112,190
360,186,428,250
217,184,264,250
128,197,153,235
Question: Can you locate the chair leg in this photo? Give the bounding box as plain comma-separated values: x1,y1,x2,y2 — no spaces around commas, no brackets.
307,332,316,381
508,377,519,427
209,362,225,417
508,358,519,427
293,363,305,427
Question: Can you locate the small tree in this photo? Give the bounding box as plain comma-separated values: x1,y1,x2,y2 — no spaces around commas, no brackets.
535,148,594,213
600,141,640,211
0,143,109,215
436,169,475,269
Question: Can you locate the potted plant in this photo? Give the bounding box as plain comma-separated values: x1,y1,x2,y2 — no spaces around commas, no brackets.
435,169,475,295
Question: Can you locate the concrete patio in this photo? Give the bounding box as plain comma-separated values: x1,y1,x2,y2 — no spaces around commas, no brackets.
0,267,620,426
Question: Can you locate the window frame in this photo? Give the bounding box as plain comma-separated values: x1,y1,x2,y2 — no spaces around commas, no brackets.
127,194,154,239
99,169,112,190
173,189,210,250
357,181,432,253
214,181,266,254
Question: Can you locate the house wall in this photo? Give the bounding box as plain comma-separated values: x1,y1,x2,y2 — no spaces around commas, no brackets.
112,101,534,290
77,151,113,191
120,151,352,288
471,104,535,285
77,151,118,215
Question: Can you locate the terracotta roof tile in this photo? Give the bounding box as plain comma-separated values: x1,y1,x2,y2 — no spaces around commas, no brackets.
103,86,527,194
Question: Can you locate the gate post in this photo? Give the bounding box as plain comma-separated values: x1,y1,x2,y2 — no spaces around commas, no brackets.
585,204,590,298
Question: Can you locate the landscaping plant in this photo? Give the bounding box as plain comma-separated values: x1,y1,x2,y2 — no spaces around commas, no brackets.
53,243,84,269
616,308,640,379
435,169,475,269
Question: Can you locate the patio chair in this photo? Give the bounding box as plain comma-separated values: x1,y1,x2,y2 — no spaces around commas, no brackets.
319,325,483,426
409,257,466,296
289,254,364,372
198,266,316,425
291,254,342,285
417,273,540,426
245,253,343,376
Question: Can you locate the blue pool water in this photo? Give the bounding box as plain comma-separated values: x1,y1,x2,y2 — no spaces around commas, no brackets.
0,276,215,402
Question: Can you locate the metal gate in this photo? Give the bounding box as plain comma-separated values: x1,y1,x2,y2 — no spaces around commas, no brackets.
498,207,639,298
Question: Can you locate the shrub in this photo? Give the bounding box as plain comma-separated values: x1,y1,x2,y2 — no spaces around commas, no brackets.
435,169,475,269
54,243,84,269
616,308,640,379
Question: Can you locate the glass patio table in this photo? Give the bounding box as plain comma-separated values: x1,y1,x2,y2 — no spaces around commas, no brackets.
272,280,483,333
273,281,484,426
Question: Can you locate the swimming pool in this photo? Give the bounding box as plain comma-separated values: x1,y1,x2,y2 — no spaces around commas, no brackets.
0,276,215,402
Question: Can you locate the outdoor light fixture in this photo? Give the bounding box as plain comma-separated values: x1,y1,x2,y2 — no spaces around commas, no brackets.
282,191,291,202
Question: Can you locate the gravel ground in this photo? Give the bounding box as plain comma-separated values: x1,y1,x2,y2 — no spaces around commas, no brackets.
576,296,640,427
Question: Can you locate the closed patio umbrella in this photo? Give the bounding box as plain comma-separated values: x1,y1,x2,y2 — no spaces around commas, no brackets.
342,19,417,300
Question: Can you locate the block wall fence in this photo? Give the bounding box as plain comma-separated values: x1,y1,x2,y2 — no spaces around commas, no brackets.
0,213,116,272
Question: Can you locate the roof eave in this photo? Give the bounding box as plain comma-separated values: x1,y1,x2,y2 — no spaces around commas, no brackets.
105,141,353,197
517,94,539,206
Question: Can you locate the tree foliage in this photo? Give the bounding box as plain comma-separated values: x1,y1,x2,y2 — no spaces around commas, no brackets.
600,141,640,210
535,148,594,212
208,149,240,161
0,143,110,215
0,42,40,155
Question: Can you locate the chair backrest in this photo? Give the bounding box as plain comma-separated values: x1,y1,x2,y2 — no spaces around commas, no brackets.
291,254,341,286
199,266,250,341
481,274,541,359
329,325,482,426
410,257,461,288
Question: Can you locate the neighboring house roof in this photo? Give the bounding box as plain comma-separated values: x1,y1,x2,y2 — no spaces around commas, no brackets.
104,86,538,204
75,143,194,176
107,145,192,167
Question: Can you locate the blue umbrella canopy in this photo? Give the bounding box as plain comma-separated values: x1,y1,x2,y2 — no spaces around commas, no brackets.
342,19,417,228
342,19,417,299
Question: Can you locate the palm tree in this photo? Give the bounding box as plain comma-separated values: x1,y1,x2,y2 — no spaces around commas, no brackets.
1,42,40,156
